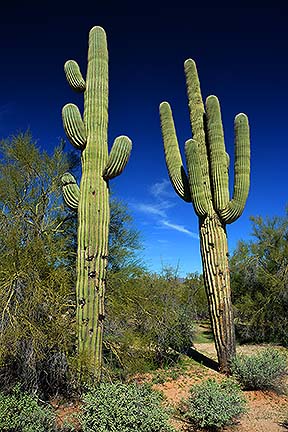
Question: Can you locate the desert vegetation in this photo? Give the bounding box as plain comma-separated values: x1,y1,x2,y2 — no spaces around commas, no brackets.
0,24,287,432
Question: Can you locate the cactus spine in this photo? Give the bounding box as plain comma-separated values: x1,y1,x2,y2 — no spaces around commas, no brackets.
61,27,132,379
160,59,250,373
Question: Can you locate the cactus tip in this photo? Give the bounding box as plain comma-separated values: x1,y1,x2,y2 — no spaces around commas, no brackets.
185,138,197,150
118,135,132,143
159,101,170,111
89,26,106,35
184,58,196,68
64,60,71,69
206,94,219,104
235,112,248,121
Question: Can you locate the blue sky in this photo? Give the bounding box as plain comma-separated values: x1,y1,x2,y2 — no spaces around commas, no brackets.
0,6,287,276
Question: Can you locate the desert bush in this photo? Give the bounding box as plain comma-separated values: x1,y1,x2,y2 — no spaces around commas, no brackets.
0,385,56,431
230,214,288,347
231,347,287,390
183,378,246,430
105,268,196,379
79,382,175,432
0,133,77,396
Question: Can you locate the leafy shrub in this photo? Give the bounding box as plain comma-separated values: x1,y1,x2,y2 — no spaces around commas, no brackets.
0,385,56,431
105,269,197,378
79,382,175,432
183,378,246,430
231,348,287,391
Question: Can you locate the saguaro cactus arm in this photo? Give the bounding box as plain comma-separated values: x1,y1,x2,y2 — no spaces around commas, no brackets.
184,59,213,211
103,136,132,180
205,95,229,211
159,101,191,202
184,59,206,149
61,172,80,210
185,139,207,216
62,104,87,150
220,113,250,224
64,60,86,92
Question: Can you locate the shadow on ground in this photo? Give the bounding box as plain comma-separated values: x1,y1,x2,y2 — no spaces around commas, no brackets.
186,346,219,371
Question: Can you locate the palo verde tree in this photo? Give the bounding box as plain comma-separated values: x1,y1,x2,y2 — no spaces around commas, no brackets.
231,212,288,346
160,59,250,373
0,132,76,395
61,26,132,380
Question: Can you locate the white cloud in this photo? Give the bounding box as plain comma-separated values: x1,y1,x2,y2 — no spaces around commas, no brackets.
135,203,167,217
132,179,198,240
134,199,174,218
150,179,174,199
161,220,199,239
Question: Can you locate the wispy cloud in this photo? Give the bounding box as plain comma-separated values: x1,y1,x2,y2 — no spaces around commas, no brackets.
132,178,197,240
150,179,174,199
134,198,174,218
161,220,199,239
135,203,167,218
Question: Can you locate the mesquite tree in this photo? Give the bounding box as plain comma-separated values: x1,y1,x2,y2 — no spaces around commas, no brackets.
61,26,132,379
159,59,250,373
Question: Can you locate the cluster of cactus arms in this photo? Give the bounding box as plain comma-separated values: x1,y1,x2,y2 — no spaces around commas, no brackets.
61,26,132,380
160,59,250,373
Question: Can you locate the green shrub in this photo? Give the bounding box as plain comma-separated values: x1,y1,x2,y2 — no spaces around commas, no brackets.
0,385,56,431
79,383,175,432
183,378,247,430
231,348,287,391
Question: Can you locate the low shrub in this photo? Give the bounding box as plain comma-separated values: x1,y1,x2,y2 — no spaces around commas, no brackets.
183,378,247,430
79,382,175,432
0,384,56,431
231,348,287,391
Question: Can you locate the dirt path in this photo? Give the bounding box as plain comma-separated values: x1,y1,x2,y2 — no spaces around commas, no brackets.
151,342,288,432
54,339,288,431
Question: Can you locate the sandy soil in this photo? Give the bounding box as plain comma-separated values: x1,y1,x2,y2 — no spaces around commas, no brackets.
54,342,288,431
157,342,288,432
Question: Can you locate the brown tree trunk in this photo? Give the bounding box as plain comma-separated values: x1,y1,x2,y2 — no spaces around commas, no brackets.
199,213,236,374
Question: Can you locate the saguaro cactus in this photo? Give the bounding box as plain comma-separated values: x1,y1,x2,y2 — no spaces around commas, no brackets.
159,59,250,373
61,26,132,379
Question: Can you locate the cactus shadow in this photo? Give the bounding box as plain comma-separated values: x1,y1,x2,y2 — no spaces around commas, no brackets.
186,346,219,372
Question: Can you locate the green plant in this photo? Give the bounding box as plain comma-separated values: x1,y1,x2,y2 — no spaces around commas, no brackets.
0,133,77,396
0,385,56,431
79,383,175,431
61,26,132,380
159,59,250,373
104,270,196,379
231,213,288,346
231,348,287,391
183,378,246,430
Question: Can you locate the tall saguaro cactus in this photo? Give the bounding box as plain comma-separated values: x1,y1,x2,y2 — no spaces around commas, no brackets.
61,26,132,379
159,59,250,373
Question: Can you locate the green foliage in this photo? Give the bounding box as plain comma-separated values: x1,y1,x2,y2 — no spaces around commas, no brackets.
105,267,197,378
0,131,145,392
231,348,287,391
184,273,208,320
78,383,175,432
183,378,247,430
108,197,144,276
231,212,288,345
0,132,77,395
0,385,56,431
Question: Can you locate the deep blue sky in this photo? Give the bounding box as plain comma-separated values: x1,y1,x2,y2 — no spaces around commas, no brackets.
0,6,287,275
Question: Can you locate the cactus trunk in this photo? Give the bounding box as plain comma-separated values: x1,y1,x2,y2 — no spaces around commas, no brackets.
61,27,131,380
77,149,109,378
199,214,235,373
